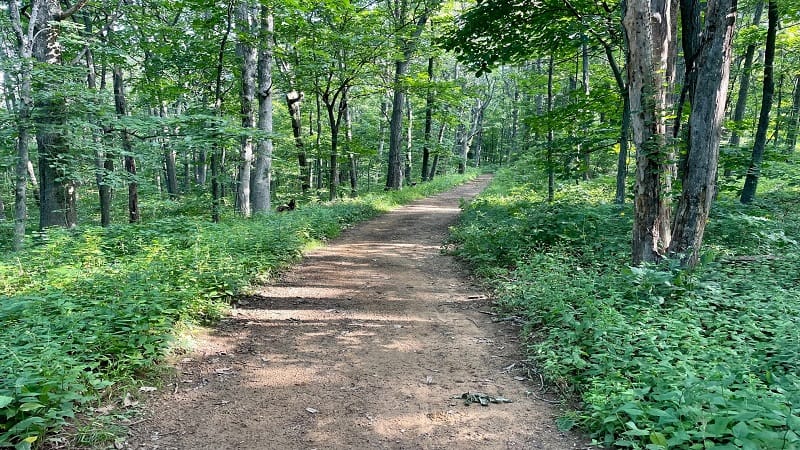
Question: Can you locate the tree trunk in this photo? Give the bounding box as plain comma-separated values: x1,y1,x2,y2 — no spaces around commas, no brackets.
286,90,310,192
727,2,763,171
345,103,357,196
615,94,631,204
669,0,737,266
386,9,429,189
785,74,800,153
113,67,139,223
252,7,274,213
429,123,446,180
547,52,555,202
421,57,435,181
741,1,777,204
404,97,413,183
13,60,32,249
624,0,675,263
236,2,257,216
315,91,324,191
387,59,408,189
323,89,345,201
34,0,80,229
507,85,519,164
581,36,591,180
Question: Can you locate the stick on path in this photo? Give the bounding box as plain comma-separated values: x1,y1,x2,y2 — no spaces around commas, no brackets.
124,175,587,449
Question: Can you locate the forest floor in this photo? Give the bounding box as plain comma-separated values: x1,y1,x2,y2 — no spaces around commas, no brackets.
120,175,589,449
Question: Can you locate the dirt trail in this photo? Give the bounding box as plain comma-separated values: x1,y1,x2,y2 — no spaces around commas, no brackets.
123,176,587,449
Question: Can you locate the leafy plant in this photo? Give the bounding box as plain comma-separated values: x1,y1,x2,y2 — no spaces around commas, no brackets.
0,171,476,447
450,161,800,449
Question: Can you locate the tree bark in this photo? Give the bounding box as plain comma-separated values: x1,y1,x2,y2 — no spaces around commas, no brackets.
236,1,257,216
33,0,84,229
421,57,435,181
386,7,429,190
741,1,777,204
387,59,408,188
624,0,675,264
727,3,763,167
8,0,36,248
252,7,274,213
404,97,413,183
286,90,310,192
113,67,139,223
345,103,357,196
161,104,179,199
785,74,800,153
547,52,555,203
669,0,737,266
429,123,446,180
615,94,631,204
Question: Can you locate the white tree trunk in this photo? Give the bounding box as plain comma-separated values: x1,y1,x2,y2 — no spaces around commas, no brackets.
252,8,274,213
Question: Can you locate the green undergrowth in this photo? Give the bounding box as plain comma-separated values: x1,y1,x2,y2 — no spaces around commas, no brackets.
0,171,476,449
449,161,800,449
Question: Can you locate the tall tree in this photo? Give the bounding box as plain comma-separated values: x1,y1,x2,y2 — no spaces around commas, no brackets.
236,1,258,217
32,0,89,229
113,67,140,223
741,1,778,204
727,2,763,161
385,0,434,189
623,0,675,263
669,0,738,265
7,0,38,249
252,5,274,213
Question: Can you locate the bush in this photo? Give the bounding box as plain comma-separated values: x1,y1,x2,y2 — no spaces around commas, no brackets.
0,171,476,448
449,163,800,449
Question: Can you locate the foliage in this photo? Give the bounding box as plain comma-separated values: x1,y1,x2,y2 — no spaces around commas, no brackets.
0,171,475,448
449,161,800,449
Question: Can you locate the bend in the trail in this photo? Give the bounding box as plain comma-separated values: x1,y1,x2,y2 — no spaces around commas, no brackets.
123,175,588,450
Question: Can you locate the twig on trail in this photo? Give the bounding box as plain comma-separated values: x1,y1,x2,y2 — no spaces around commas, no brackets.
478,310,497,316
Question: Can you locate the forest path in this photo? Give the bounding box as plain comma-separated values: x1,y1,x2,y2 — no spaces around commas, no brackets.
123,175,587,449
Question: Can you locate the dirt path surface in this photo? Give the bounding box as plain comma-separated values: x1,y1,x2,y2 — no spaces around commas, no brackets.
123,176,587,449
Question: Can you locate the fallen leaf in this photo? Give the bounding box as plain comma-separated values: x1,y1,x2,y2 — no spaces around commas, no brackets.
215,367,233,374
306,407,318,414
425,376,434,384
139,386,157,392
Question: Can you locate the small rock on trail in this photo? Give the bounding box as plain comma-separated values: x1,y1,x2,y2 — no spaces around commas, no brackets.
122,175,588,449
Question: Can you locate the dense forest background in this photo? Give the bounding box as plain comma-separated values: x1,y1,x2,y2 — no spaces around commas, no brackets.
1,0,800,448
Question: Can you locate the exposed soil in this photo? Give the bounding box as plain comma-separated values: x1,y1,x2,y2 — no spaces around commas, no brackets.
121,175,588,449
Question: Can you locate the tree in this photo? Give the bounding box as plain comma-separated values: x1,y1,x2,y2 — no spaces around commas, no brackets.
668,0,738,265
741,1,778,204
623,0,675,264
32,0,89,229
252,5,274,213
236,1,258,217
113,67,140,223
385,0,435,190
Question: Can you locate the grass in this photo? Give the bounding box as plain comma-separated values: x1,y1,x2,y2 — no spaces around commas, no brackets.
0,171,477,449
448,156,800,449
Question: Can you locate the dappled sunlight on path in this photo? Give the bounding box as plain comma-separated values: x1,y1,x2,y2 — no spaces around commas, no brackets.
123,176,588,450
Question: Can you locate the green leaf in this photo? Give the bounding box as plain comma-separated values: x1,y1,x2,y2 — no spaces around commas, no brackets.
0,396,13,409
18,403,44,412
649,431,668,447
732,421,750,439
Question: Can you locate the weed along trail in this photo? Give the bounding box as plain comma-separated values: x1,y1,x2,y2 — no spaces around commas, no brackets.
123,175,587,449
